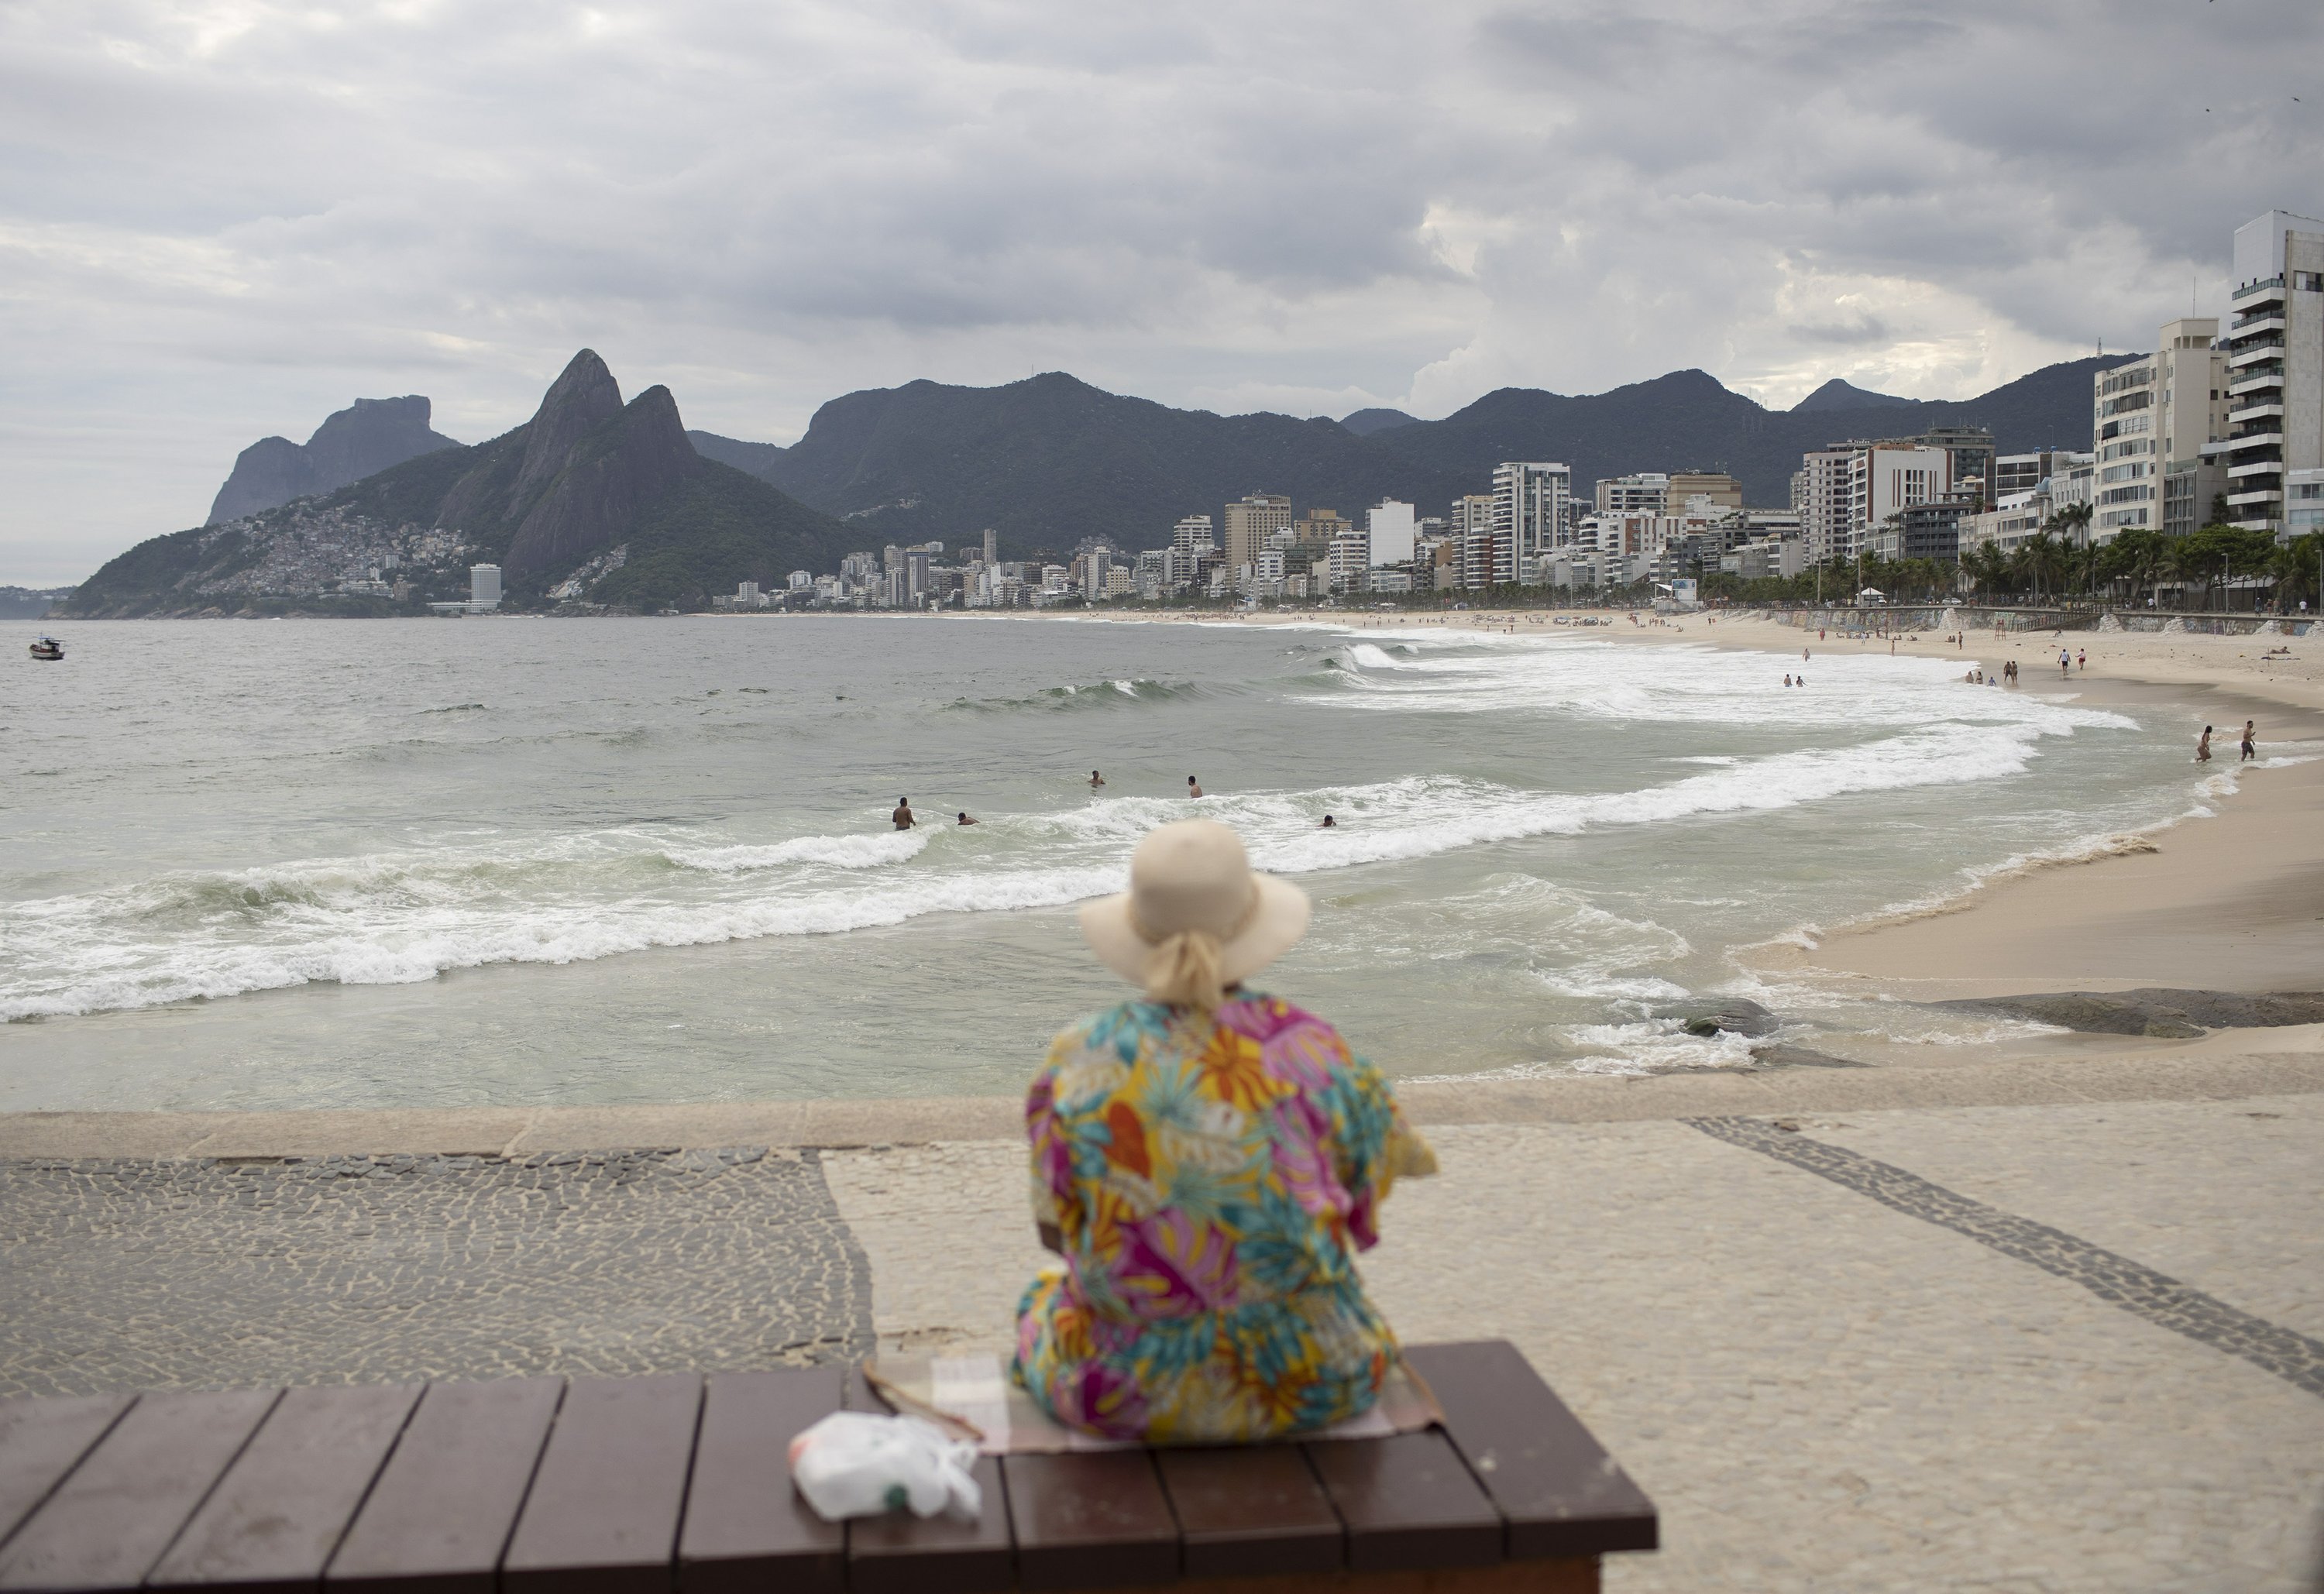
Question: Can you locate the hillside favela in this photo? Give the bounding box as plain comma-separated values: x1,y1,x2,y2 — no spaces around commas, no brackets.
3,7,2320,1594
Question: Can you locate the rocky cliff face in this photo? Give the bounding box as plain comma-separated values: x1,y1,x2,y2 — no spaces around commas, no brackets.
428,351,700,580
206,396,459,524
506,386,697,578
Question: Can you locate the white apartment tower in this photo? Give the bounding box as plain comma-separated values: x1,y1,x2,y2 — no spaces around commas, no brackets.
1491,462,1572,577
2093,318,2229,540
1366,500,1415,567
469,563,501,609
1848,446,1951,554
1796,447,1856,562
1171,514,1217,555
2216,210,2324,535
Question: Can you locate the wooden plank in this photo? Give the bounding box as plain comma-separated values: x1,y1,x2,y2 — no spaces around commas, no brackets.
147,1383,421,1594
1404,1342,1658,1560
677,1368,845,1594
0,1396,134,1549
1000,1451,1177,1591
500,1374,702,1594
324,1377,563,1594
1155,1446,1342,1579
1304,1432,1502,1575
841,1361,1013,1594
844,1455,1012,1594
0,1387,280,1592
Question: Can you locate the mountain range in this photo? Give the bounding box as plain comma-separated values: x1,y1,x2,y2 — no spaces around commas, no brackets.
689,356,2121,549
69,348,2122,615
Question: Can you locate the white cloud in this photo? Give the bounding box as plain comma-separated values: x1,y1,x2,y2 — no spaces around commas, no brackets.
0,0,2315,581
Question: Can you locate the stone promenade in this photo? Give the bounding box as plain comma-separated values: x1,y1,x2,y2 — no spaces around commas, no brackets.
4,1044,2322,1593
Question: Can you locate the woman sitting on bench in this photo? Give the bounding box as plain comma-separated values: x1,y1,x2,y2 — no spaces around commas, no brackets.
1013,819,1436,1443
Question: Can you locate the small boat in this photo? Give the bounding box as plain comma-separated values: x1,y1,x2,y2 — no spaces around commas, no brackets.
29,637,63,661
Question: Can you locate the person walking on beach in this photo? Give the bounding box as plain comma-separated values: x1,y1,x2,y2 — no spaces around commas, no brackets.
1187,775,1204,798
2060,648,2071,677
2196,726,2213,764
2240,720,2257,762
2077,648,2086,672
892,797,916,829
1012,819,1435,1441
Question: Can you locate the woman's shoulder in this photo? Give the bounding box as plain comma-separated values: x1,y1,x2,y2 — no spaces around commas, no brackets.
1219,993,1356,1071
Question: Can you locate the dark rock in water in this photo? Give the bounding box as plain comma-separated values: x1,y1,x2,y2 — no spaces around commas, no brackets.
207,396,460,524
1749,1044,1869,1070
1933,988,2324,1039
1663,997,1779,1039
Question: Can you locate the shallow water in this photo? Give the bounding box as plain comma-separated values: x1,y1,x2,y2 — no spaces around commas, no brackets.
0,615,2225,1110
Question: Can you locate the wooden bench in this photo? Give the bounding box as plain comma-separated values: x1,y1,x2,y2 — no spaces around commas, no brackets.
0,1341,1655,1594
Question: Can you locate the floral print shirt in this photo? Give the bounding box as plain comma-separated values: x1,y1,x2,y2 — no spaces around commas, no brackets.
1012,992,1435,1442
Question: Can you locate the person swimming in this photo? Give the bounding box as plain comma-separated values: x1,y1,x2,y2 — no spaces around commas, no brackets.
957,811,979,825
1783,673,1793,687
892,798,916,829
1089,770,1105,788
1320,815,1336,827
1187,775,1203,798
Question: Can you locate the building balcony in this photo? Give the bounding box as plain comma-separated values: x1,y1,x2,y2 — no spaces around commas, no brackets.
2229,368,2285,397
2230,312,2287,335
2229,459,2283,480
2229,339,2287,368
2226,429,2284,450
2232,275,2285,304
2229,400,2285,422
2226,486,2283,506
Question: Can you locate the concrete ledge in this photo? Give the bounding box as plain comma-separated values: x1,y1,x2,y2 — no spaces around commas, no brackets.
4,1048,2320,1159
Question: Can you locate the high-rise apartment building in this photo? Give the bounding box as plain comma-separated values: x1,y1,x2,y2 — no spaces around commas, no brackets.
1223,493,1293,572
469,563,501,609
2092,318,2228,540
2216,210,2324,535
1796,447,1857,562
1491,462,1571,579
1594,472,1669,515
1366,500,1415,567
1848,445,1951,554
982,528,998,566
1171,514,1217,555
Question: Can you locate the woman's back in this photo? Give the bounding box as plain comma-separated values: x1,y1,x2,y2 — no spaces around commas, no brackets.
1016,991,1432,1442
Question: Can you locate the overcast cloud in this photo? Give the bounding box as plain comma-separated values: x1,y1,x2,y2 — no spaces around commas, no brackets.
1,0,2314,582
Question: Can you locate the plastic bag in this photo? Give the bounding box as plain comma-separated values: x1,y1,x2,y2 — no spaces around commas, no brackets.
788,1411,983,1522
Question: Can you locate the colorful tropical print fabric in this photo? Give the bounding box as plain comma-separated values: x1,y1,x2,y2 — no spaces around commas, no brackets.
1012,992,1437,1443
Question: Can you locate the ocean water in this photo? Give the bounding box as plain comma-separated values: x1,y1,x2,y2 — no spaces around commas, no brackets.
0,615,2228,1111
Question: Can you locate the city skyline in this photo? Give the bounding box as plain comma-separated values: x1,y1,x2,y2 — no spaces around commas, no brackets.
3,0,2318,582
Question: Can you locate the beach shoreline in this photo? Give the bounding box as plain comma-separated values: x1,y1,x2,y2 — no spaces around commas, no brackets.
1010,604,2324,1017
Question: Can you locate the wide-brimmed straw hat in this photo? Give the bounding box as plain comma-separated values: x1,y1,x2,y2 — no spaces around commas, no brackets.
1080,819,1310,992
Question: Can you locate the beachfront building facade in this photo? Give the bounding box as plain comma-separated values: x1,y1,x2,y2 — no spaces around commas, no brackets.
1490,461,1573,580
1594,472,1669,515
2092,317,2228,541
1366,500,1415,568
1171,514,1217,555
1796,445,1857,562
1223,493,1292,572
2212,210,2324,538
1845,445,1951,558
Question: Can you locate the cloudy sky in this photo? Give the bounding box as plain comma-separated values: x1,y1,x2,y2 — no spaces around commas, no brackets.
2,0,2314,582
